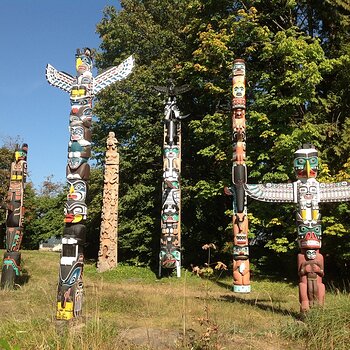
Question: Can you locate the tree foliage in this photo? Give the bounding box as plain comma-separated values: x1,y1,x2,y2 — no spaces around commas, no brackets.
89,0,350,279
23,178,65,249
2,1,348,281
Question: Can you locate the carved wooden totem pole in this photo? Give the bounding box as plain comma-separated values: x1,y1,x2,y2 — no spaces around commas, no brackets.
1,144,28,289
97,131,119,273
225,59,250,293
245,144,350,312
46,48,134,320
154,82,189,277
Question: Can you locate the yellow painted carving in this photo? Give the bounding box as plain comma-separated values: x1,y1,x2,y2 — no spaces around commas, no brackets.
56,301,74,320
76,58,83,71
72,215,83,223
301,209,307,220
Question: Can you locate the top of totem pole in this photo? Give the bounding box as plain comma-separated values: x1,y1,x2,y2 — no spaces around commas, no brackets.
105,132,119,165
46,48,134,95
153,79,191,98
75,47,93,75
15,143,28,162
294,144,318,179
233,59,246,76
107,132,119,147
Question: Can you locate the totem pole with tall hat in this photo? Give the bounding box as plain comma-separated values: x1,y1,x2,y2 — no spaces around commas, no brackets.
1,144,28,289
46,48,134,320
224,59,250,293
154,81,190,277
244,144,350,312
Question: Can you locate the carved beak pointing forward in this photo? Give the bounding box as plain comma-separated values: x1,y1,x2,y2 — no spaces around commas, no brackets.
306,160,311,178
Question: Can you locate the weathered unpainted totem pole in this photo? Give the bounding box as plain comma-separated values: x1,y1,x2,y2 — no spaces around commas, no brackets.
244,144,350,312
46,48,134,320
1,144,28,289
154,82,189,277
225,59,251,293
97,131,119,273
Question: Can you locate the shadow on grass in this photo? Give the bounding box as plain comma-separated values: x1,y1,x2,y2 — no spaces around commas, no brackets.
17,269,30,286
208,279,301,319
218,292,300,318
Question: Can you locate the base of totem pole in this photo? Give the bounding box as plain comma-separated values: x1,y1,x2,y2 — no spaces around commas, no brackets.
233,285,251,293
176,260,181,278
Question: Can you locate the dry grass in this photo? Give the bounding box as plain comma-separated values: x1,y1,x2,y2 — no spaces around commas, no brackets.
1,249,344,349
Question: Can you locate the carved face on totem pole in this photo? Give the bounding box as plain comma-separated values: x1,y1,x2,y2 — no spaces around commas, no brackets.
305,249,317,260
298,224,322,249
75,48,93,75
233,60,245,76
294,145,322,250
294,146,319,180
15,145,28,161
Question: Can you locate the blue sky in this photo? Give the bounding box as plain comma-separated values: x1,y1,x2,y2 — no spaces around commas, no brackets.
0,0,121,190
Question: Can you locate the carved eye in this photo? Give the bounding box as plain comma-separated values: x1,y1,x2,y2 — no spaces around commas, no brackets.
83,108,93,116
309,157,318,165
294,158,305,168
299,226,308,234
314,226,321,234
299,187,307,193
310,186,317,194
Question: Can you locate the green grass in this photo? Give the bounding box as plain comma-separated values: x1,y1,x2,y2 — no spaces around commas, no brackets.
0,250,348,349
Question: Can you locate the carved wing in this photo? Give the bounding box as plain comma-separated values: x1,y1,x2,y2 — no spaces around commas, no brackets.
174,84,191,95
319,182,350,202
45,64,75,93
93,55,134,95
153,86,169,93
244,183,294,203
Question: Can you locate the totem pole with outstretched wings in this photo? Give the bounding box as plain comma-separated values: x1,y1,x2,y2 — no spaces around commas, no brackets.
245,144,350,312
46,48,134,320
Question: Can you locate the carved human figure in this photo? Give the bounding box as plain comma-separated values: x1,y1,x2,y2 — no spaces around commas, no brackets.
298,249,325,312
233,259,250,288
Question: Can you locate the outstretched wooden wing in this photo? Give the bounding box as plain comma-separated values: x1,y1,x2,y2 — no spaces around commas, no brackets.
45,64,75,93
319,182,350,202
93,55,134,95
244,183,295,203
153,83,191,97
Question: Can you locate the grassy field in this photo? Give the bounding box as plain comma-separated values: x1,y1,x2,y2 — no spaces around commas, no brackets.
0,250,349,350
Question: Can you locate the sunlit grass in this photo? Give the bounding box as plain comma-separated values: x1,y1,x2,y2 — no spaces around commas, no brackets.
1,250,348,349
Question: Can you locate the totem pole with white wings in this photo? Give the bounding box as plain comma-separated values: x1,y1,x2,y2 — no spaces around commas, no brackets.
46,48,134,320
245,144,350,312
154,81,190,277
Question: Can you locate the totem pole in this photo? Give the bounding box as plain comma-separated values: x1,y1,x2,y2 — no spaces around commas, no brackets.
1,144,28,289
244,144,350,312
97,131,119,273
224,59,250,293
154,81,190,277
46,48,134,320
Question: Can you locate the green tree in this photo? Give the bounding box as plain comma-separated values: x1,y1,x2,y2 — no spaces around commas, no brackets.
92,0,350,279
23,177,65,249
0,146,13,226
0,145,14,248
